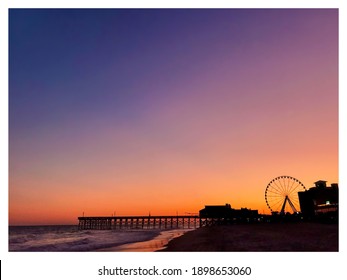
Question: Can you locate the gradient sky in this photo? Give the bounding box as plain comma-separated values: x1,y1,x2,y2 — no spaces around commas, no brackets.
9,9,338,225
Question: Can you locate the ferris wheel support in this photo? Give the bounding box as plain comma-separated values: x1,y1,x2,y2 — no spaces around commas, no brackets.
280,195,298,214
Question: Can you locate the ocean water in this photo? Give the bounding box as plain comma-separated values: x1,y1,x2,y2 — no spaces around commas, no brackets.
9,225,188,252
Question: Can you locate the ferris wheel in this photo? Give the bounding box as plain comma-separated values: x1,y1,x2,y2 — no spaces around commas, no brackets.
265,175,306,214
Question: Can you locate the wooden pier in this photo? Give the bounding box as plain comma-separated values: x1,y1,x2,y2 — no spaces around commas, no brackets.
78,215,205,230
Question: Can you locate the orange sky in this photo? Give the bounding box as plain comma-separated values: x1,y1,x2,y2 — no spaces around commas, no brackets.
9,9,338,225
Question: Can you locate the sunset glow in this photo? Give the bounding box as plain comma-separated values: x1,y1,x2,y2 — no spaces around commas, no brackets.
9,9,338,225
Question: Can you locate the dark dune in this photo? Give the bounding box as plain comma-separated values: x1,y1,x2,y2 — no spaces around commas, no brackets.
160,222,338,252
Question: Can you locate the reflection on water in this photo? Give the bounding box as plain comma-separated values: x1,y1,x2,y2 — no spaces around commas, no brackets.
98,229,193,252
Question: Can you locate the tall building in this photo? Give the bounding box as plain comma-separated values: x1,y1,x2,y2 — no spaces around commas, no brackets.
298,180,338,219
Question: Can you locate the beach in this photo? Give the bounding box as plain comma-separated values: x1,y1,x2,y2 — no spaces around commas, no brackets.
8,222,338,252
160,222,338,252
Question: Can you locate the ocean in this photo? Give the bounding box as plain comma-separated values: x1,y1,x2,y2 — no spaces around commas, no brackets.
9,225,191,252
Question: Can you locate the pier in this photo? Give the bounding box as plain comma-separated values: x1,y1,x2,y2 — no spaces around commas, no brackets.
78,215,206,230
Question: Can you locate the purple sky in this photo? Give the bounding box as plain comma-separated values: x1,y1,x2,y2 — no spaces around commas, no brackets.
9,9,338,224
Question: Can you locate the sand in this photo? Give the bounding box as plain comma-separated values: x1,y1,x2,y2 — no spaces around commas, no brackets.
96,229,193,252
160,222,338,252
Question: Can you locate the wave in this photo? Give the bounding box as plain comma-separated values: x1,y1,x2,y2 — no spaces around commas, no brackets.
9,225,161,252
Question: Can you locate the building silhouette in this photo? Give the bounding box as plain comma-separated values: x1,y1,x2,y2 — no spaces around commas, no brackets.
298,180,338,220
199,203,258,223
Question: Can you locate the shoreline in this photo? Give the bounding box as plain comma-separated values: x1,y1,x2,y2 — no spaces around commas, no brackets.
96,228,193,252
160,222,338,252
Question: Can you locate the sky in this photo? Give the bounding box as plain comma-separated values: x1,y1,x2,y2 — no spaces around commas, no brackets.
8,9,338,225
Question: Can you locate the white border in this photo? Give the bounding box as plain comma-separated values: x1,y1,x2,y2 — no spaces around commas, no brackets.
1,1,345,280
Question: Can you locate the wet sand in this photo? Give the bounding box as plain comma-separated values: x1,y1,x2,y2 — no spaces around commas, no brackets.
96,229,193,252
160,222,338,252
